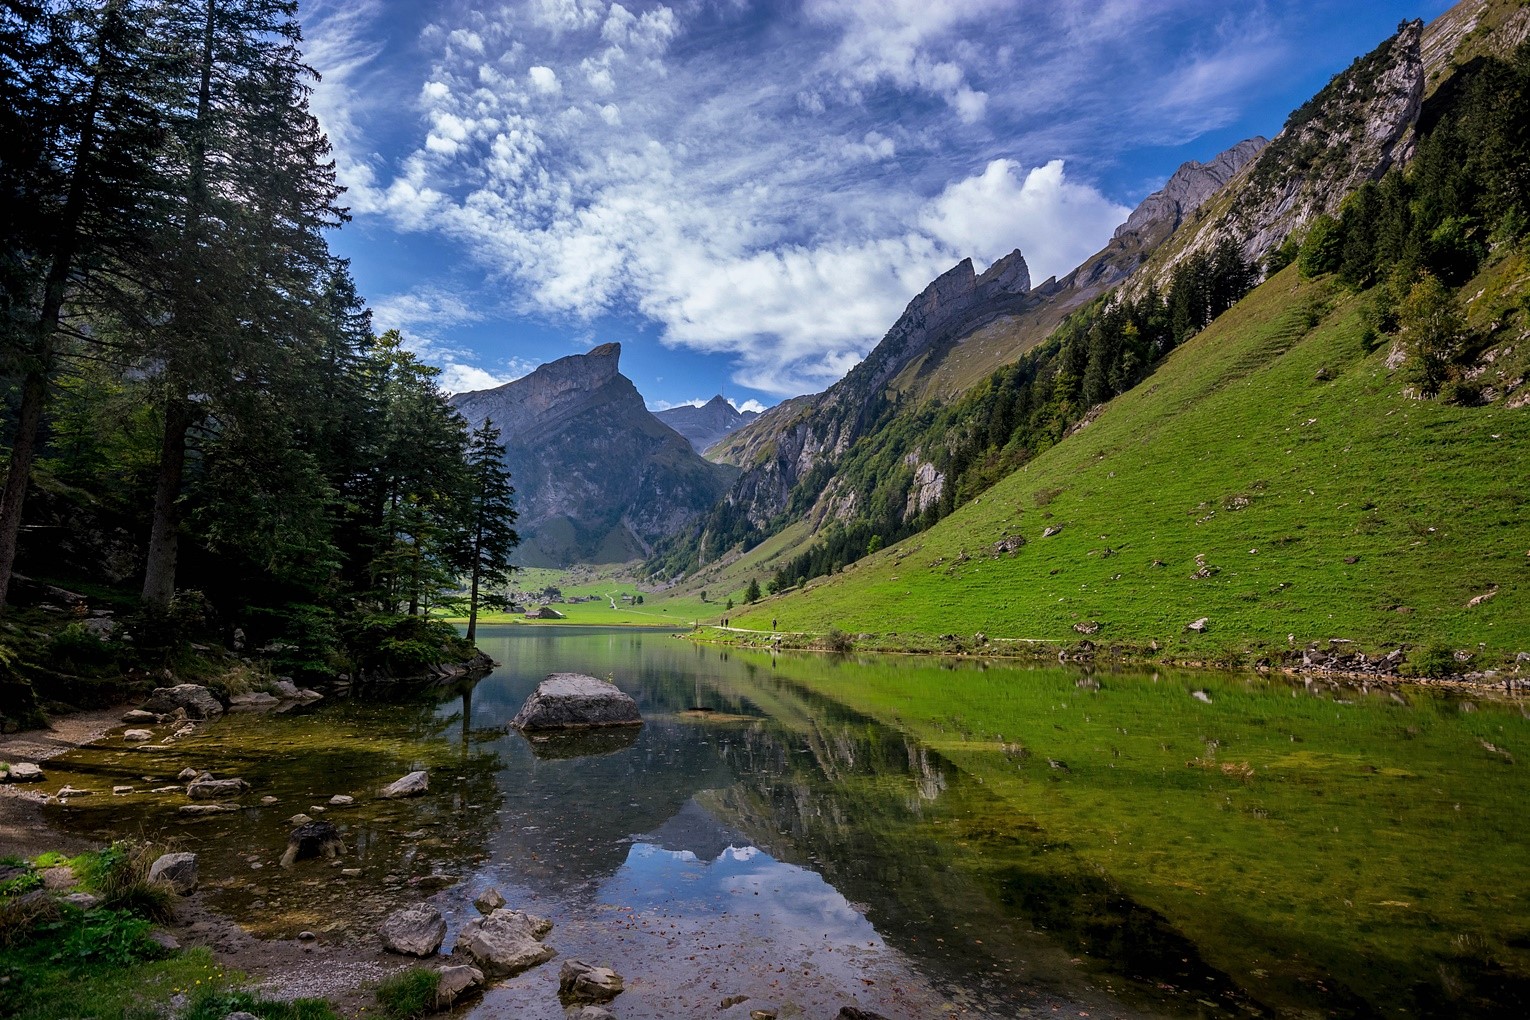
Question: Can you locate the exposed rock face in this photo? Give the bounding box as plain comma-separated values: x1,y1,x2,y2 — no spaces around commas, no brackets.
1113,138,1269,246
449,343,736,566
141,684,223,720
1131,20,1430,296
457,909,556,976
381,903,446,957
147,852,198,894
655,395,761,455
511,674,642,731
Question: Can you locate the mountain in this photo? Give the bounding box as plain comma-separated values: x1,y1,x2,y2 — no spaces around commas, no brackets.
682,138,1267,569
653,396,760,455
449,343,736,566
695,0,1530,667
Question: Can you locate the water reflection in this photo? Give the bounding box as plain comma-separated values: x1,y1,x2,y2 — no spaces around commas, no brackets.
37,626,1530,1018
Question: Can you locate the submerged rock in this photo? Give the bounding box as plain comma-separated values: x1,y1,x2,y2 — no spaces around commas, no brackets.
510,673,642,731
187,777,248,800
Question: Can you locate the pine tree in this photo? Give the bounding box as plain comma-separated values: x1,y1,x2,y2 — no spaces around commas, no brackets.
453,419,519,643
0,0,178,609
138,0,343,613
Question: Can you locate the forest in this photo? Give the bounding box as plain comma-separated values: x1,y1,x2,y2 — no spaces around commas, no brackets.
0,1,518,711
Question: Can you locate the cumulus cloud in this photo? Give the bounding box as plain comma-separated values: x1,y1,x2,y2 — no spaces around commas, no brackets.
921,159,1131,282
302,0,1333,400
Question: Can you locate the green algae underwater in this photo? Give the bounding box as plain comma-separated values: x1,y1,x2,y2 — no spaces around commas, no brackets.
30,626,1530,1018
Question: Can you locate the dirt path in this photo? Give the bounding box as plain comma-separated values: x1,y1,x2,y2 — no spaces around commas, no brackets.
0,705,126,860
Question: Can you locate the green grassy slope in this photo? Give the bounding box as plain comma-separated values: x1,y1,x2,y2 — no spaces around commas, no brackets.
725,261,1530,666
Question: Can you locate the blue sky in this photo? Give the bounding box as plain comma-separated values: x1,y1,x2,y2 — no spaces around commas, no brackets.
298,0,1451,410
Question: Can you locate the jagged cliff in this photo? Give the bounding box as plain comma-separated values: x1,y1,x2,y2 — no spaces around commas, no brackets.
1130,0,1530,296
450,344,735,566
653,395,759,454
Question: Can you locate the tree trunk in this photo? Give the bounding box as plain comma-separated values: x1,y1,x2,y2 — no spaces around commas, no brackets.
466,556,482,643
141,397,191,612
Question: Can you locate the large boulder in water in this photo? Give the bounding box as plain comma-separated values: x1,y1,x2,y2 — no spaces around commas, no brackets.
280,820,344,867
141,683,223,720
510,673,641,731
457,909,555,976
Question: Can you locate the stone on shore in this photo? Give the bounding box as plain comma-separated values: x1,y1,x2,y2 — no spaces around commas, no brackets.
381,903,446,957
148,852,198,894
434,965,484,1008
3,762,44,783
510,674,642,731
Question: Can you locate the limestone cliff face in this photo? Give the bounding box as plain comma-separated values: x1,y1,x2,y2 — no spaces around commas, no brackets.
707,249,1034,529
1128,20,1430,295
450,344,735,566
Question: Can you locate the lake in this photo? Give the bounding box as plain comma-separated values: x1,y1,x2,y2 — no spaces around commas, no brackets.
39,626,1530,1018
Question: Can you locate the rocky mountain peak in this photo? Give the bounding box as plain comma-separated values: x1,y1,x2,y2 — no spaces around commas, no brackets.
654,395,761,454
1114,137,1269,242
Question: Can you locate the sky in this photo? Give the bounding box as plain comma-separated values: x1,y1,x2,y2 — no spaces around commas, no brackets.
297,0,1452,411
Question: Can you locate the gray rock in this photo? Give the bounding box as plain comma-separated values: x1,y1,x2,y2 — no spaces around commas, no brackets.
147,929,180,951
457,910,555,977
434,964,484,1008
177,767,199,781
380,771,429,799
124,729,153,742
1072,621,1100,635
328,794,354,807
474,888,506,914
1041,525,1063,538
81,617,115,640
228,692,280,711
288,813,313,826
188,777,249,800
280,820,343,868
148,852,198,894
179,803,238,816
121,709,158,724
559,960,624,1004
61,892,100,909
141,683,224,720
41,866,75,890
4,762,44,783
56,785,93,798
224,1013,259,1020
381,903,446,957
511,674,642,731
837,1009,892,1020
566,1008,618,1020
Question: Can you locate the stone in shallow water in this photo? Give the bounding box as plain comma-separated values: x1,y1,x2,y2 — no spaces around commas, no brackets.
3,762,43,783
457,910,555,977
559,960,624,1005
434,964,483,1008
510,673,642,731
379,771,428,799
473,887,506,914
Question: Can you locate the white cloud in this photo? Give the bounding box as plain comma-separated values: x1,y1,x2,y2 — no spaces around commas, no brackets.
921,159,1131,282
303,0,1331,401
528,65,562,95
731,398,766,414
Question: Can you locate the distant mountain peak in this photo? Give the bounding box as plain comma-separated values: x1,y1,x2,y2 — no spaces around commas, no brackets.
655,395,761,455
449,344,733,565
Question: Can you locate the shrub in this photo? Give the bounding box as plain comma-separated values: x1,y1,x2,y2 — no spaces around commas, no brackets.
824,628,854,653
44,623,114,673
